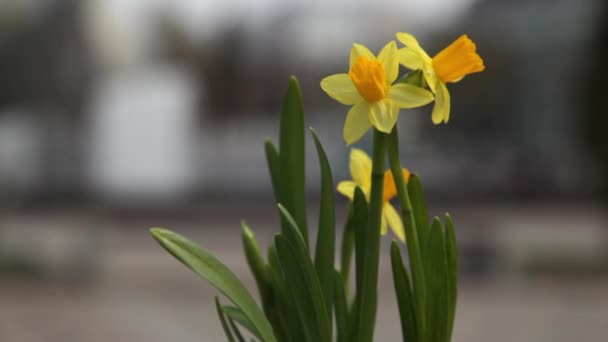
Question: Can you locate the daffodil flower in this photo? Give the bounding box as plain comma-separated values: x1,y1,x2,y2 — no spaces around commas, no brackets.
396,33,485,124
321,41,435,145
337,148,410,241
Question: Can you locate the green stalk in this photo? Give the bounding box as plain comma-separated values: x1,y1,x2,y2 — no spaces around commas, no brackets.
387,127,427,341
355,129,388,342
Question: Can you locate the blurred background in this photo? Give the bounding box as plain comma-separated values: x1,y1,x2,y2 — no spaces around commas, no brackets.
0,0,607,341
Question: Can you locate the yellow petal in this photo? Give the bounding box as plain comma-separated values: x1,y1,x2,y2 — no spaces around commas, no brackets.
398,48,425,70
349,148,372,191
418,64,438,94
431,34,485,83
344,102,373,145
384,203,405,241
395,32,431,61
377,41,399,84
349,43,375,69
383,168,411,202
388,83,434,109
320,74,363,105
369,100,399,134
431,81,451,124
337,180,357,200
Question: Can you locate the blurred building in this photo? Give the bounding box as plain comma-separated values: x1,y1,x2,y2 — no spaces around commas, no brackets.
0,0,606,208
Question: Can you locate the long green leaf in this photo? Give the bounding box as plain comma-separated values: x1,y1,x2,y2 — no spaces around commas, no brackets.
216,297,236,342
150,228,276,342
228,316,247,342
427,219,449,342
352,188,368,303
223,306,261,340
340,204,355,295
241,223,271,302
390,242,418,342
350,187,368,342
241,224,286,341
276,205,332,342
264,140,281,202
311,128,336,325
408,174,430,251
334,270,349,342
278,76,308,247
274,234,331,341
444,214,458,341
277,204,306,246
267,245,301,342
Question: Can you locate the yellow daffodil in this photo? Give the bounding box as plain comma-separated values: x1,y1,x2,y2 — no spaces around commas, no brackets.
321,41,434,144
396,33,485,124
337,148,410,241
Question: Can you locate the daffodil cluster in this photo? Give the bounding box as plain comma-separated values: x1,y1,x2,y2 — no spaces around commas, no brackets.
321,33,485,144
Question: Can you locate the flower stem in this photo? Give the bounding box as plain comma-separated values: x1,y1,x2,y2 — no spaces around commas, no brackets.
356,129,388,342
387,126,427,341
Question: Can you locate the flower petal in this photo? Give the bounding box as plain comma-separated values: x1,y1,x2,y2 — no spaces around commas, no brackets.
320,74,363,105
383,168,411,202
344,102,373,145
337,180,357,200
396,32,431,60
388,83,434,108
369,100,399,134
349,43,375,69
423,66,439,93
398,48,425,70
349,148,372,191
431,81,451,124
377,41,399,84
384,203,405,241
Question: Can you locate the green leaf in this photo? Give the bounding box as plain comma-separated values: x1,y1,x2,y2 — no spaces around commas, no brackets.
408,174,430,252
228,316,247,342
351,187,369,301
215,297,235,342
311,128,336,325
275,205,332,342
150,228,276,342
264,140,281,202
275,235,330,342
224,306,260,340
426,219,449,342
277,204,306,247
444,214,458,341
267,245,302,342
390,242,418,342
278,76,308,247
334,270,349,342
241,222,271,300
340,205,355,296
241,223,287,341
